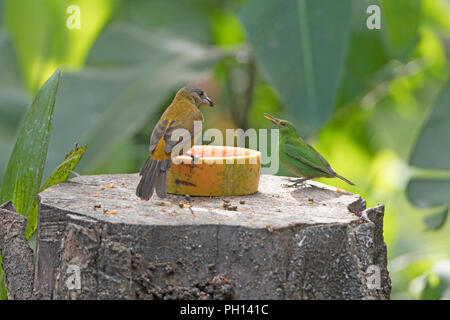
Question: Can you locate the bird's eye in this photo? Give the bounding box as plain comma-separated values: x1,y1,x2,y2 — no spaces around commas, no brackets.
281,122,286,126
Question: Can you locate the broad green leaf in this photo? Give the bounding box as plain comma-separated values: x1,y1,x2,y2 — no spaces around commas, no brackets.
116,0,212,45
407,81,450,228
0,30,31,186
337,0,420,107
423,206,449,231
380,0,421,61
407,179,450,208
239,0,352,133
25,143,87,239
337,0,390,106
410,82,450,172
0,67,61,216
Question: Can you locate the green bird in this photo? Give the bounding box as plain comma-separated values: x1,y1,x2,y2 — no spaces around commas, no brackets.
264,113,354,186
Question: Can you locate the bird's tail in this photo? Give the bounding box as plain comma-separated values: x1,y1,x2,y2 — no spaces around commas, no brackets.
335,173,355,186
136,157,172,200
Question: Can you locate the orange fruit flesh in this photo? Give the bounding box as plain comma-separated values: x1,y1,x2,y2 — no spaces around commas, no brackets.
166,145,261,196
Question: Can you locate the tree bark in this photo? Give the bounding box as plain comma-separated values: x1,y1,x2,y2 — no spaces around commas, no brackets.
5,174,390,299
0,201,34,300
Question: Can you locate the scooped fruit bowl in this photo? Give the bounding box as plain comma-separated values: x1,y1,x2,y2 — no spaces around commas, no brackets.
166,145,261,196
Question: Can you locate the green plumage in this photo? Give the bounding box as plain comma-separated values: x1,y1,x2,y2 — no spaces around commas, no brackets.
265,113,354,186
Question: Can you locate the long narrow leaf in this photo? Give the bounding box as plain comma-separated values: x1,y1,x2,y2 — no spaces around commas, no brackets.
0,67,61,216
25,143,87,238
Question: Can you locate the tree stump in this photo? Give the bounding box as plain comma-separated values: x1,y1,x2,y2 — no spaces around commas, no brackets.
32,174,390,300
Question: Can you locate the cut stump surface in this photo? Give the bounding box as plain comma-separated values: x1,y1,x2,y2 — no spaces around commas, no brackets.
34,174,391,299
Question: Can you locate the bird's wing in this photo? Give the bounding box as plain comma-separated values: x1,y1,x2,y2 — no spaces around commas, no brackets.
149,120,196,153
163,120,199,155
150,113,202,158
284,141,335,176
149,119,169,153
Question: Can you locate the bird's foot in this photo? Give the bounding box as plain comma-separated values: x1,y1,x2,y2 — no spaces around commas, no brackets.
283,178,307,188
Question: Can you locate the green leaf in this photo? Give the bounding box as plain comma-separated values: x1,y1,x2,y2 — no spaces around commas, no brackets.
25,143,87,239
0,30,31,186
380,0,421,61
116,0,212,45
239,0,352,132
4,0,118,93
337,0,390,105
337,0,421,108
0,67,61,216
407,81,450,229
423,206,449,231
410,82,450,172
41,143,86,190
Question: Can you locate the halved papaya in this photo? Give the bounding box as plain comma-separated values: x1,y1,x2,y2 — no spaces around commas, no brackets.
166,145,261,196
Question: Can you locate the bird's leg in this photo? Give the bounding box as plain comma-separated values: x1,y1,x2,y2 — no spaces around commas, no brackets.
183,153,201,168
286,178,307,187
190,154,198,168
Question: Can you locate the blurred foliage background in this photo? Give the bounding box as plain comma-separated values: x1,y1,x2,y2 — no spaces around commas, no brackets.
0,0,450,299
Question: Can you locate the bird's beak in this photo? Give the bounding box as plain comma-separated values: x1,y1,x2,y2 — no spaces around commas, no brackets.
264,113,280,126
202,97,214,107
